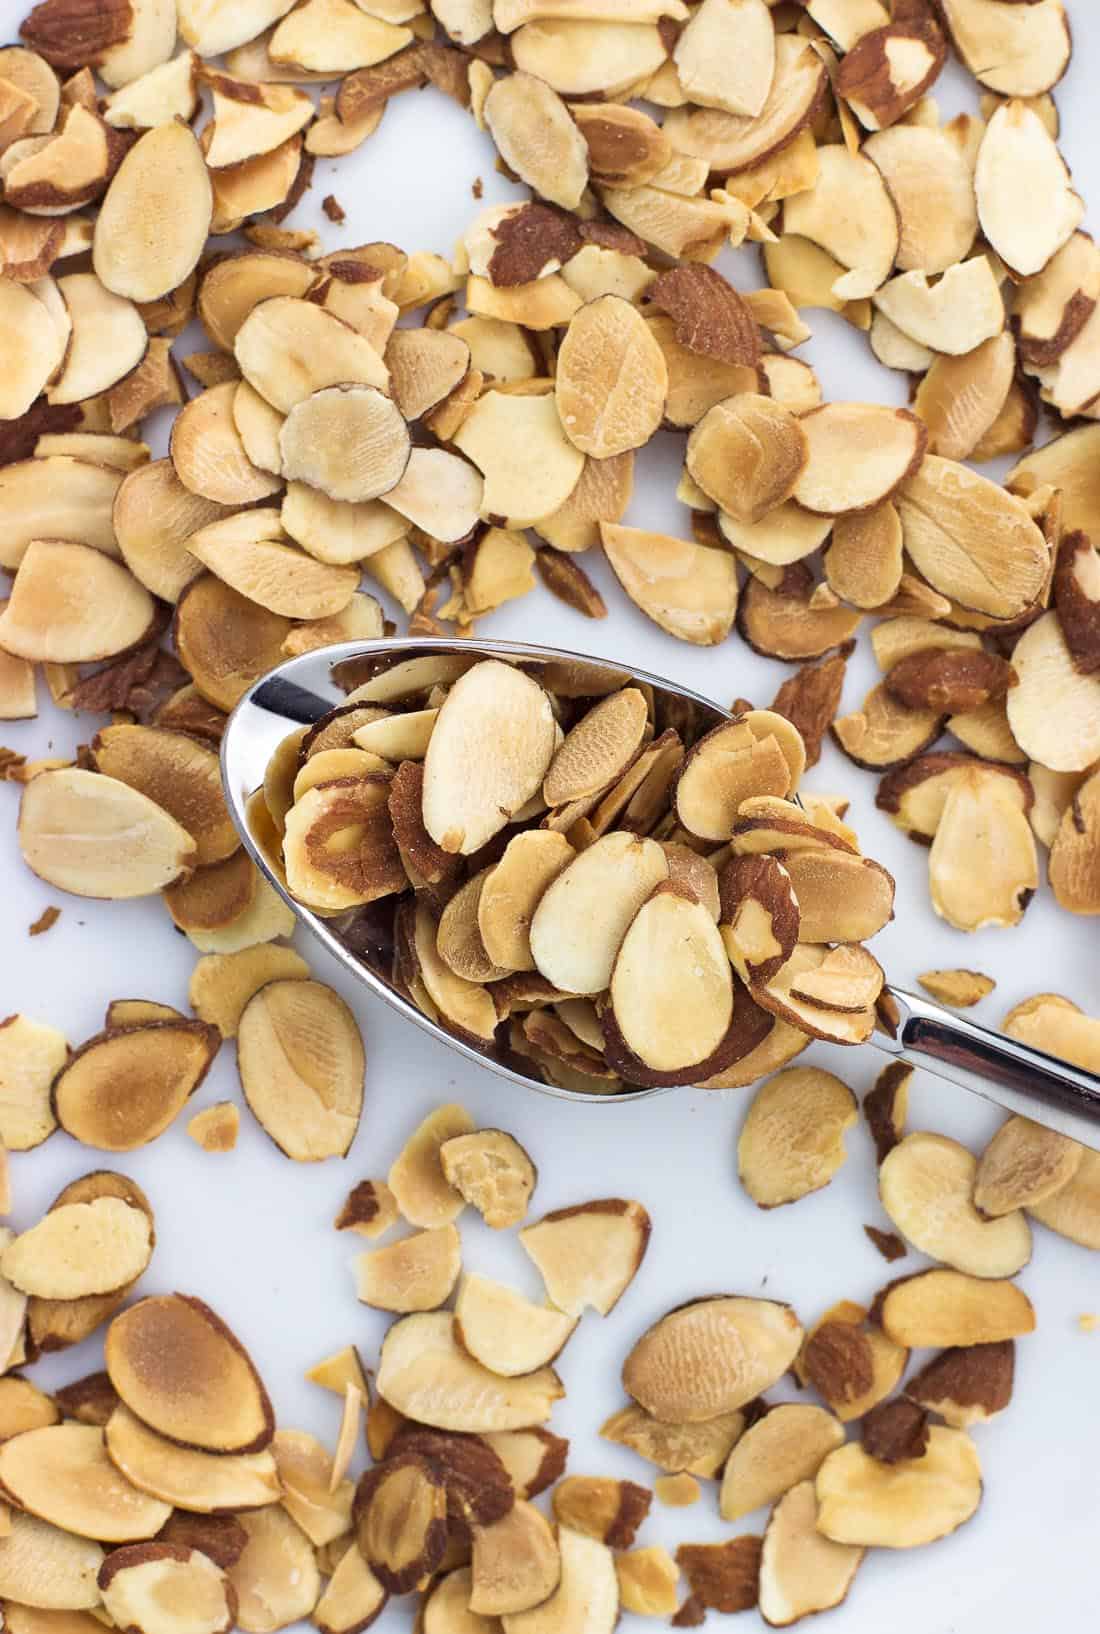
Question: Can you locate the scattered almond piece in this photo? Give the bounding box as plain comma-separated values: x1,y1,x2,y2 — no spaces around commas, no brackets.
186,1101,239,1154
918,969,996,1008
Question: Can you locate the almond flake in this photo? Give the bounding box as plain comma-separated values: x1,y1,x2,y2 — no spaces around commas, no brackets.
237,979,364,1162
624,1297,802,1422
939,0,1070,99
468,1500,561,1616
19,767,195,899
553,1475,651,1548
880,1132,1032,1276
905,1340,1015,1429
556,294,667,458
738,1067,857,1209
378,1310,562,1431
601,522,740,645
815,1427,981,1549
917,969,995,1008
484,70,588,210
783,143,898,298
98,1543,236,1634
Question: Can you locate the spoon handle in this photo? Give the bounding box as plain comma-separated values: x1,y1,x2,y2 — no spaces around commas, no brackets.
875,986,1100,1152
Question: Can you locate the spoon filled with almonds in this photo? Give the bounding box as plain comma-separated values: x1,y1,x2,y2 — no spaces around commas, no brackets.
222,637,1100,1147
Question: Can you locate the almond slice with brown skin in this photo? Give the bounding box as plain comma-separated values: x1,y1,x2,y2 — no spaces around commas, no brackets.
197,250,319,351
113,459,225,603
170,382,283,506
283,775,406,913
718,853,800,987
917,969,996,1008
53,1020,219,1150
49,273,148,405
739,566,862,663
0,279,69,419
623,1297,802,1422
484,71,588,211
719,1405,844,1526
905,1341,1015,1429
104,1405,281,1512
477,832,576,973
815,1427,982,1550
454,1272,577,1375
928,768,1038,931
1015,231,1100,366
880,1132,1031,1276
778,850,894,944
98,1543,236,1634
378,1311,562,1432
106,1294,274,1455
354,1226,461,1314
188,945,310,1040
92,724,236,868
187,511,359,620
863,125,977,277
1,1198,153,1299
738,1068,857,1209
555,295,667,458
0,1424,171,1542
237,979,364,1162
553,1476,651,1549
758,1480,863,1628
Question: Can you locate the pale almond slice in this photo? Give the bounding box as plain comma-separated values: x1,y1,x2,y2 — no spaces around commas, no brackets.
717,501,834,568
520,1198,650,1317
272,1429,353,1547
377,1310,562,1431
103,47,199,128
1003,993,1100,1075
49,273,147,404
93,122,210,303
203,71,312,168
382,447,483,543
386,328,470,420
1,1197,151,1299
873,257,1004,355
113,460,225,602
406,901,499,1046
0,1378,59,1439
269,0,411,70
739,567,862,663
421,1567,492,1632
0,538,155,663
282,484,408,565
913,332,1016,462
187,1102,239,1155
928,769,1038,931
787,945,884,1015
105,1000,183,1028
352,709,436,763
544,689,649,809
673,0,774,119
758,1479,864,1627
187,511,359,620
467,272,581,332
439,1129,537,1230
1007,610,1100,772
454,391,585,528
752,947,877,1047
227,1505,321,1632
601,522,740,646
778,850,894,943
686,395,806,524
198,250,319,350
0,279,68,418
599,183,748,261
455,1272,577,1376
975,98,1082,278
499,1526,616,1634
555,295,667,459
170,381,283,506
92,724,236,868
876,753,1031,839
237,979,364,1162
388,1104,474,1229
354,1225,461,1313
793,404,925,516
863,125,977,275
825,502,903,609
737,1067,857,1209
0,1424,170,1542
905,1341,1015,1430
815,1428,981,1550
601,1403,748,1479
1026,1146,1100,1250
0,454,124,570
529,831,668,994
1015,231,1100,365
878,1268,1036,1349
0,1512,104,1611
973,1116,1081,1218
3,105,113,217
235,298,388,413
939,0,1071,99
469,1502,561,1618
484,71,588,210
718,1405,844,1526
869,309,935,372
312,1541,384,1634
19,766,195,898
106,1294,274,1455
511,19,668,99
677,720,795,844
624,1297,802,1423
0,46,59,135
782,144,898,299
98,1542,236,1634
880,1132,1031,1276
232,381,284,477
422,660,557,855
662,35,827,176
53,1020,218,1151
0,1014,64,1151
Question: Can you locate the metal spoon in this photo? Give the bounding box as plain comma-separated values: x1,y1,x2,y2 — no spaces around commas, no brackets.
221,636,1100,1152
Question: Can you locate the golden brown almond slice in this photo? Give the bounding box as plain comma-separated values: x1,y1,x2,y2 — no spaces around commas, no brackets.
378,1311,562,1431
187,510,359,621
232,381,284,477
601,522,740,646
554,295,666,459
529,831,668,995
439,1129,537,1230
758,1479,864,1628
175,576,291,713
661,29,826,167
534,450,633,553
420,1566,491,1632
197,250,319,350
877,1268,1035,1348
917,969,996,1008
876,753,1031,838
737,1068,857,1209
520,1199,650,1317
815,1427,981,1550
481,1429,567,1502
1003,992,1100,1073
928,769,1038,931
281,484,407,565
354,1225,461,1314
380,448,483,545
454,1272,577,1376
470,1501,561,1617
792,404,926,517
272,1429,353,1548
0,455,122,571
601,1404,748,1479
1053,532,1100,679
1,1198,151,1299
0,280,70,419
905,1341,1015,1429
939,0,1069,97
1026,1145,1100,1250
436,871,512,985
93,122,210,303
478,832,576,973
719,1404,844,1525
283,775,406,914
776,850,894,945
0,1377,60,1439
0,1424,170,1541
113,460,225,603
170,382,283,506
454,391,585,528
499,1524,616,1634
862,125,977,277
102,47,199,129
234,297,387,415
0,1511,104,1611
388,1104,474,1230
544,688,648,808
973,1116,1081,1218
738,566,862,663
769,651,854,770
650,316,760,430
92,724,236,869
1007,611,1100,772
48,274,147,406
975,99,1082,278
188,945,310,1040
105,1404,280,1512
0,1013,66,1150
422,660,557,855
623,1297,802,1422
782,144,898,299
268,0,411,72
406,901,499,1047
616,1547,680,1618
227,1505,321,1632
98,1542,236,1634
313,1541,385,1634
237,979,364,1162
686,396,806,524
1,539,154,664
52,1020,218,1150
106,1294,274,1455
186,1102,240,1154
880,1132,1031,1276
484,71,587,210
913,332,1016,462
574,103,672,188
552,1476,651,1549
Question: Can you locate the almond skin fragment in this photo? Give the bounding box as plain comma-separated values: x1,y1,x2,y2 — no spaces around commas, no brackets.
906,1341,1015,1429
675,1535,762,1620
623,1297,803,1423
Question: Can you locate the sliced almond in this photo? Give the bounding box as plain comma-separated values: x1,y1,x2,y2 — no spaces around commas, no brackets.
203,71,312,169
649,315,760,429
170,381,283,506
52,1020,218,1150
777,849,894,943
382,447,483,544
600,1403,747,1480
917,969,996,1009
282,484,408,565
876,752,1030,838
386,328,470,420
454,391,585,527
272,1428,354,1547
601,522,740,645
101,1405,262,1516
739,565,862,662
534,451,634,554
1015,231,1100,366
1,1197,152,1299
335,1178,399,1240
758,1479,863,1628
905,1340,1015,1430
313,1542,385,1634
387,1103,474,1230
19,767,195,898
93,122,210,303
1,538,155,664
93,724,235,868
0,1423,170,1542
235,301,388,418
189,946,310,1041
718,499,833,568
187,1101,240,1155
48,272,147,405
237,979,364,1162
879,1268,1035,1349
0,1014,66,1150
662,35,827,176
554,295,667,458
1028,1148,1100,1251
519,1197,650,1318
928,767,1038,931
187,511,358,620
718,853,800,988
673,0,773,118
511,19,668,99
529,831,668,994
863,125,977,276
552,1475,651,1551
574,102,672,187
939,0,1070,98
738,1067,857,1209
686,394,806,523
972,1116,1081,1219
377,1310,562,1431
354,1225,461,1313
793,403,926,516
874,256,1004,355
0,454,125,570
623,1297,803,1422
0,1512,104,1611
454,1271,576,1377
718,1403,843,1528
499,1524,616,1634
98,1543,236,1634
1007,610,1100,772
439,1128,537,1230
880,1132,1031,1276
114,459,225,602
914,332,1016,462
269,0,412,71
484,70,588,210
405,900,499,1046
672,1536,761,1620
975,98,1081,278
0,279,70,419
283,774,406,912
782,144,898,298
816,1428,981,1550
226,1505,321,1633
615,1547,680,1618
198,250,319,350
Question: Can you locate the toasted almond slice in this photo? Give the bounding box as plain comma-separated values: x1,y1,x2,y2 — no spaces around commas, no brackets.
913,332,1015,462
601,1403,748,1479
106,1294,274,1455
623,1297,802,1422
1027,763,1091,848
283,775,406,912
48,273,146,404
886,647,1015,716
439,1129,537,1231
106,999,180,1028
555,295,667,459
3,104,113,216
863,125,977,275
1007,610,1100,772
436,870,511,985
386,328,469,420
1004,994,1100,1077
662,35,827,175
520,1198,649,1317
970,378,1039,465
388,1103,474,1230
484,71,588,210
928,769,1038,931
378,1310,562,1431
718,1405,844,1525
1015,231,1100,365
281,385,411,507
686,395,806,523
0,1377,60,1439
1024,1142,1100,1249
232,381,284,477
649,316,760,430
235,298,388,413
917,969,996,1008
352,708,437,763
972,1115,1081,1219
92,724,235,868
406,901,499,1046
19,767,195,898
0,1424,170,1542
606,885,733,1077
475,834,574,975
878,1268,1036,1349
237,979,364,1162
467,1502,561,1618
52,1020,218,1150
422,660,557,855
869,308,936,372
758,1479,863,1627
874,257,1004,354
574,102,672,187
93,122,210,303
113,460,225,602
454,391,585,528
544,689,648,809
0,1512,104,1611
187,1101,240,1154
533,451,634,555
187,512,358,621
778,850,894,944
738,1068,857,1209
739,566,862,662
0,1014,65,1150
203,71,312,168
880,1132,1031,1276
198,250,319,350
313,1541,386,1634
718,853,800,988
975,98,1082,278
529,832,668,995
355,1225,461,1313
0,455,124,570
0,539,154,663
511,18,667,98
421,1566,493,1632
282,484,408,565
876,753,1030,838
454,1272,577,1376
227,1505,320,1632
793,404,925,516
272,1429,354,1547
834,681,942,773
782,144,897,299
939,0,1070,98
1,1198,152,1299
382,448,483,545
717,500,833,568
467,272,581,331
601,522,740,645
269,0,411,70
677,721,793,843
98,1542,235,1634
553,1476,651,1549
0,279,69,418
499,1525,616,1634
815,1428,981,1550
170,382,282,506
673,0,773,118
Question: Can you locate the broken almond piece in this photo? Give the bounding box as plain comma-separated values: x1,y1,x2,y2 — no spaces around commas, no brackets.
624,1297,802,1422
389,1104,475,1229
738,1067,857,1209
876,1269,1036,1349
1,1197,152,1300
188,944,310,1039
975,98,1082,278
917,969,995,1008
439,1129,537,1230
98,1543,236,1634
739,565,862,663
655,1473,699,1508
601,1403,748,1479
617,1546,680,1618
815,1427,982,1550
354,1225,461,1313
719,1404,844,1526
227,1506,321,1632
520,1199,650,1317
783,144,898,298
454,1271,577,1375
237,979,364,1162
1008,611,1100,773
552,1476,651,1549
186,1102,239,1154
0,1511,104,1611
377,1310,562,1431
52,1020,218,1151
500,1524,617,1634
0,1014,66,1151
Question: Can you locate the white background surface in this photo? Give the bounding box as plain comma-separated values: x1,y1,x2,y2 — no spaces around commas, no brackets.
1,6,1098,1629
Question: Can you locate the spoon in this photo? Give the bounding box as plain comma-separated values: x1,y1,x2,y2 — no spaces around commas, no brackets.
221,636,1100,1152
